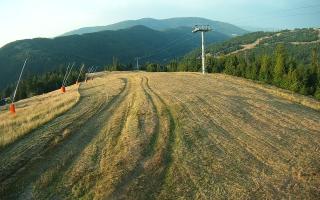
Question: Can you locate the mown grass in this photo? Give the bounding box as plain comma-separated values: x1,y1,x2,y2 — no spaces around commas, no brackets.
215,73,320,111
146,72,320,199
0,84,80,148
1,72,320,199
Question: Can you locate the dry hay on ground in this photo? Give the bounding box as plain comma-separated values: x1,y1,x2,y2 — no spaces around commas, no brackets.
0,72,319,199
0,84,80,148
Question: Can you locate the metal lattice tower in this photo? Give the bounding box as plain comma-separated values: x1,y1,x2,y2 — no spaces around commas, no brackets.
192,25,212,74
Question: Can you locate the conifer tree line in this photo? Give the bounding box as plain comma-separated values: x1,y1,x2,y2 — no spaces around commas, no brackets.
145,45,320,100
104,57,134,71
1,45,319,104
1,68,85,103
0,56,134,104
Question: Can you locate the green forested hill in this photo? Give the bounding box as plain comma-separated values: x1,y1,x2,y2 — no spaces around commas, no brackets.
2,27,319,102
182,28,319,58
0,25,229,90
164,28,320,99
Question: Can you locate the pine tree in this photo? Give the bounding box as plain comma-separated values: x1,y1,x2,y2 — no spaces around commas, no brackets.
177,60,187,71
250,62,258,80
224,56,238,75
245,62,252,79
311,48,320,88
313,49,320,98
167,60,178,72
311,48,319,73
112,56,119,71
273,44,286,86
4,86,12,98
212,57,225,73
156,64,162,72
297,66,313,95
237,57,246,77
286,67,299,92
147,63,157,72
206,57,215,73
259,55,271,82
314,87,320,100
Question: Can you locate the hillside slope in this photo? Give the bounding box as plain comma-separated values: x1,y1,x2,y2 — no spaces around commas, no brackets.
183,28,320,58
0,25,228,90
62,17,248,37
0,84,79,148
0,72,319,199
175,28,320,100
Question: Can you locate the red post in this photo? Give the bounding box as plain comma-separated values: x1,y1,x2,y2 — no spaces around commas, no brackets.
9,103,16,114
61,86,66,93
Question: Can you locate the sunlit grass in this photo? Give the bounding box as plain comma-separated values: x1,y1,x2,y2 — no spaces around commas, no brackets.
1,72,319,199
0,85,80,148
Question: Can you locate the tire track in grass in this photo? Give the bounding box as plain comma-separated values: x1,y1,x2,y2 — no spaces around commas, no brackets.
155,74,319,198
108,76,177,200
106,79,134,151
167,89,276,189
106,76,160,199
158,93,236,199
33,78,132,199
171,77,290,168
90,76,152,199
143,76,177,198
0,78,129,199
54,77,134,199
32,78,130,199
193,93,301,173
141,77,161,158
147,74,266,197
0,82,109,183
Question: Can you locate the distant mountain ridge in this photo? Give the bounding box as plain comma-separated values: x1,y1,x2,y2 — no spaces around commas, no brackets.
0,25,229,90
62,17,248,37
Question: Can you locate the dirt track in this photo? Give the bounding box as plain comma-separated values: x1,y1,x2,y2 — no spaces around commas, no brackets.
0,72,319,199
228,29,320,56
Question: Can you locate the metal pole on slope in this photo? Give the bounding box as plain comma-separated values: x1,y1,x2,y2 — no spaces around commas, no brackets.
201,31,205,74
61,62,75,93
85,66,94,82
62,64,70,85
63,62,75,86
76,64,85,85
91,66,98,80
135,57,140,71
61,63,70,93
10,58,28,114
192,25,212,74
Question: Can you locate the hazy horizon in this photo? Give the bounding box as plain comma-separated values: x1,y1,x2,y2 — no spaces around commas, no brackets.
0,0,319,47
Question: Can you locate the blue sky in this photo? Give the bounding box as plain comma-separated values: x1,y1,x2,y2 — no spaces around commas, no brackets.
0,0,319,47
